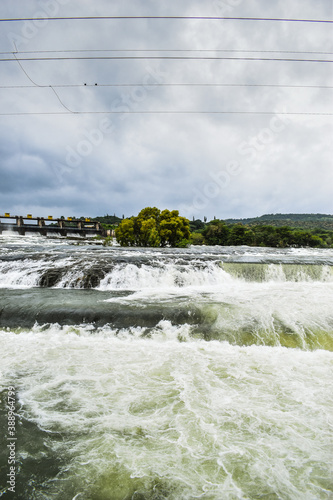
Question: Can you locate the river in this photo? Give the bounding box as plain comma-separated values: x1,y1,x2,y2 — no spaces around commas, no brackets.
0,233,332,499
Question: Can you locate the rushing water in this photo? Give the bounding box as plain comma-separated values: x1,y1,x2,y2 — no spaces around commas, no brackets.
0,233,332,500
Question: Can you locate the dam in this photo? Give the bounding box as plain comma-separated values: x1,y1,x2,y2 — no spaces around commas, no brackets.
0,213,104,237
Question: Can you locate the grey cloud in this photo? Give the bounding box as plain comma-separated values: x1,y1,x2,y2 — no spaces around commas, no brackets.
0,0,332,220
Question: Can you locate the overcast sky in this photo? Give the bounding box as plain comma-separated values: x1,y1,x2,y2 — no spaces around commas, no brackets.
0,0,332,220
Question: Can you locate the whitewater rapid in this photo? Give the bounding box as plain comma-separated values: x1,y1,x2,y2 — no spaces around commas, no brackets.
0,233,332,499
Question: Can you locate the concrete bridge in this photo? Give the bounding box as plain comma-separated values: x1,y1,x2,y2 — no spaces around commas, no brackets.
0,214,105,237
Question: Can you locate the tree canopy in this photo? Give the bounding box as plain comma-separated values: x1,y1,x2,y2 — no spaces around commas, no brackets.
199,220,330,247
115,207,190,247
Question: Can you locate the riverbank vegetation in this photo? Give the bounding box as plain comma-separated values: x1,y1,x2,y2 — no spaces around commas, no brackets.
97,211,333,248
191,220,333,247
115,207,191,247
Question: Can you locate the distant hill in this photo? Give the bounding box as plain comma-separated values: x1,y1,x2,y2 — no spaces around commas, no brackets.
224,214,333,231
95,214,123,225
94,213,333,231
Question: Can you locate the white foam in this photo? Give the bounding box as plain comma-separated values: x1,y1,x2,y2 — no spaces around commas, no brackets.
98,261,233,292
0,258,73,288
0,239,332,497
0,325,332,499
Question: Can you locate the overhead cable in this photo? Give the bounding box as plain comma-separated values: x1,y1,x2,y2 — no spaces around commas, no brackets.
1,49,332,55
1,56,332,63
1,83,331,89
1,111,331,116
0,16,332,24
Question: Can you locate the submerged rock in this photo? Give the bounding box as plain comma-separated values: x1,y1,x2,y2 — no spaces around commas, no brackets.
39,265,107,288
78,267,106,288
39,268,65,287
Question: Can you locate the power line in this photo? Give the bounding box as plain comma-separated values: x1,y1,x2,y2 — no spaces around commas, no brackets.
10,51,75,113
4,53,332,90
1,110,331,116
4,48,331,118
1,56,332,63
1,83,332,90
0,16,332,23
1,49,333,55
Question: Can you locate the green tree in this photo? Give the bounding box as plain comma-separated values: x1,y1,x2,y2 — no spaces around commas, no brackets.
227,224,248,245
191,232,205,245
252,225,280,247
114,218,135,246
115,207,190,247
159,209,190,247
138,218,160,247
202,220,229,245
